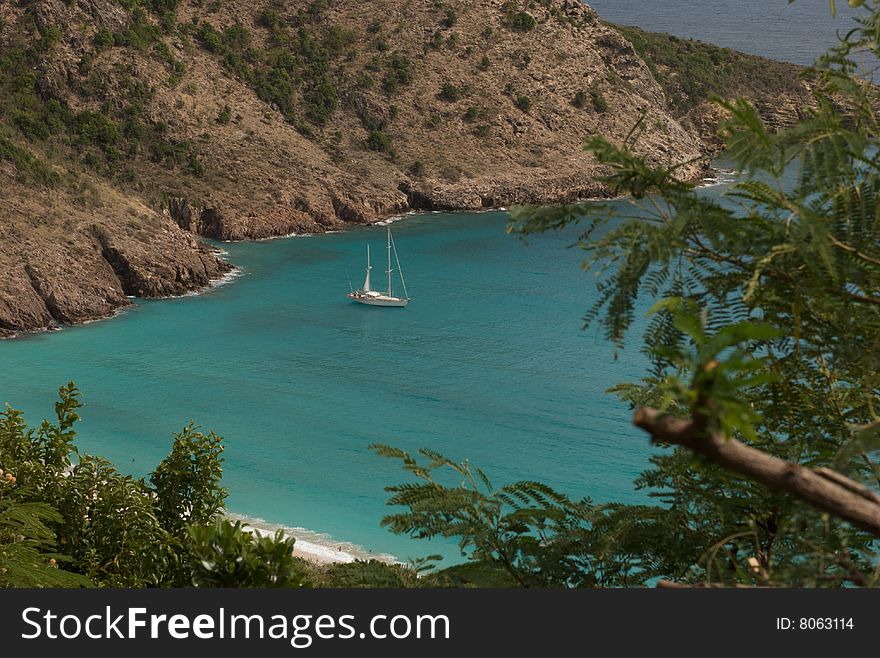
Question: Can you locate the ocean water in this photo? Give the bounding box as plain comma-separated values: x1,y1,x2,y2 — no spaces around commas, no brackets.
0,202,682,563
587,0,865,65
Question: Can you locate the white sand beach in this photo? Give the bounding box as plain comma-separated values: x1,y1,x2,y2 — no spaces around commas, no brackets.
225,513,398,566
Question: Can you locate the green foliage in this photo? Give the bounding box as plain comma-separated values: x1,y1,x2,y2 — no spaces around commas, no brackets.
589,88,608,113
372,445,600,587
93,28,115,51
188,518,309,587
325,25,357,54
384,52,414,94
441,8,458,29
150,424,227,541
514,94,532,113
428,29,445,50
0,385,235,588
0,480,90,588
439,82,463,102
304,75,339,125
504,6,538,32
0,387,88,587
259,9,282,30
197,21,222,52
616,25,806,115
367,129,392,153
428,561,518,587
113,9,163,51
319,560,420,588
73,111,121,151
197,12,354,127
216,104,232,124
0,10,196,182
0,137,59,186
57,456,175,587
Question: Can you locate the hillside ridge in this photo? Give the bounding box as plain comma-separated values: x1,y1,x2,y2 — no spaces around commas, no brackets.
0,0,811,336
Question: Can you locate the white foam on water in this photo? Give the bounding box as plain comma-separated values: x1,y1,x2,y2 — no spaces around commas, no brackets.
210,266,246,289
175,265,246,298
251,231,320,242
224,512,399,565
375,214,408,226
698,168,738,189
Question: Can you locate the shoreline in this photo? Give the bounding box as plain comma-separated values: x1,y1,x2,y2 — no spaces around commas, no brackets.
225,512,399,567
1,163,729,341
0,254,243,341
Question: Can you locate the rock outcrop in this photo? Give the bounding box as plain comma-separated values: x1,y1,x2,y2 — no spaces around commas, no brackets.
0,0,813,335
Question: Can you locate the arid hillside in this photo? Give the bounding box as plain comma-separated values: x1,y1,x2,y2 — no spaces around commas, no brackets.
0,0,812,335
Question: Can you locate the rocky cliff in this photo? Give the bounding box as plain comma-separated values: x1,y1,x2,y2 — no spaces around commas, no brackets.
0,0,811,336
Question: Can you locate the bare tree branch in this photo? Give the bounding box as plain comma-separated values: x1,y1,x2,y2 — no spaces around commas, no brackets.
633,407,880,537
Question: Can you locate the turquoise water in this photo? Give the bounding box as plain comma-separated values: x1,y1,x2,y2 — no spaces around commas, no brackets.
0,206,670,562
0,2,855,565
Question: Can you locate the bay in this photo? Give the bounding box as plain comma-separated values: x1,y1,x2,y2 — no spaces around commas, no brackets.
0,203,670,562
7,0,846,560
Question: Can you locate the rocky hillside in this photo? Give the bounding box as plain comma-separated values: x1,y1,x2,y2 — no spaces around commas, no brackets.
0,0,811,336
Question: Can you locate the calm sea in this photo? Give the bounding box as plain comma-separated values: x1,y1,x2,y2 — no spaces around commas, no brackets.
588,0,863,65
0,203,673,562
0,3,851,562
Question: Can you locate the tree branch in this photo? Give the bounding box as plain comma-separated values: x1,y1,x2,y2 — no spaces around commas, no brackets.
633,407,880,536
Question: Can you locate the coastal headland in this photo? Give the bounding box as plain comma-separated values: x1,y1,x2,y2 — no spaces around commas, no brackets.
0,0,812,336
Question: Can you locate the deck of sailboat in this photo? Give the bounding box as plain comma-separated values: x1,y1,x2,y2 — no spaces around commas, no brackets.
348,293,409,307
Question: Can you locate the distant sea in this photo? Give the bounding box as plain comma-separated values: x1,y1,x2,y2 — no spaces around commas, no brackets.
587,0,864,65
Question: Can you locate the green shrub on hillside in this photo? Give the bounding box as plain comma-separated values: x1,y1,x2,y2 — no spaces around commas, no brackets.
384,52,414,94
590,88,608,113
441,8,458,29
93,28,115,51
0,137,60,186
616,24,806,114
504,9,537,32
514,94,532,112
439,82,463,102
367,129,392,152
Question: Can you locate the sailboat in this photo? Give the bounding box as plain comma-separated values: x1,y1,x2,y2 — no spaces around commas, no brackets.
347,227,410,307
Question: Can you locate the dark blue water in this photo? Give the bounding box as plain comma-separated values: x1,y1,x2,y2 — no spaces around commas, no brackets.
588,0,864,65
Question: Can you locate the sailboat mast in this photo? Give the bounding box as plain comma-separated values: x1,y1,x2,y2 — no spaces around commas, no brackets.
386,227,393,296
390,230,409,300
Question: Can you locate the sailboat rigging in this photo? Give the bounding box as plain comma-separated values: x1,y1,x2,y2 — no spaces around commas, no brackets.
347,227,410,307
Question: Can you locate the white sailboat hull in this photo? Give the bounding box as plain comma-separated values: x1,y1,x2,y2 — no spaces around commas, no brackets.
348,292,409,307
347,227,410,307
